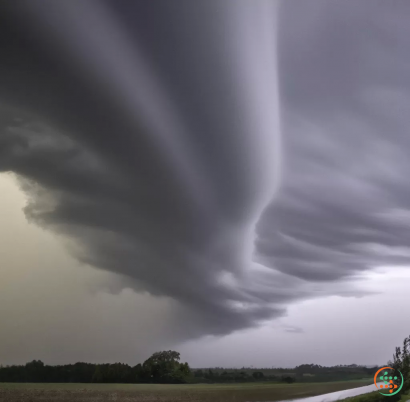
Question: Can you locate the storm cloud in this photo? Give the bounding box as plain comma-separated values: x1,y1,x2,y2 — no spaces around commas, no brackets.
1,0,410,343
255,0,410,283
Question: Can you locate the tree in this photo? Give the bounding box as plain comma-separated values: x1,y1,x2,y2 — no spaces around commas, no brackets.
388,334,410,396
25,360,45,382
281,375,295,384
92,365,103,383
25,360,44,368
252,371,265,380
142,350,191,383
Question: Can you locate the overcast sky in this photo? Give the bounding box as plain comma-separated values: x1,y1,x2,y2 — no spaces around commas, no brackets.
1,0,410,367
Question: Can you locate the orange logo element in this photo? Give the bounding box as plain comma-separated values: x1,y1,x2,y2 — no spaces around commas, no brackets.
374,366,403,396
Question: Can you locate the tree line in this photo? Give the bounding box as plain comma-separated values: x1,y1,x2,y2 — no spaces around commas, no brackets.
1,335,409,386
0,350,191,384
192,369,295,383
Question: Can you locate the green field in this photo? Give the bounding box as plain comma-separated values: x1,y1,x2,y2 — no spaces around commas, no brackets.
340,388,410,402
0,379,373,401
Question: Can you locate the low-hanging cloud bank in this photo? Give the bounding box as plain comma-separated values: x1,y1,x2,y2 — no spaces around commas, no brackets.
1,0,409,342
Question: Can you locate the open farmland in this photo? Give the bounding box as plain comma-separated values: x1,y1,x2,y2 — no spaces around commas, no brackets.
0,380,372,402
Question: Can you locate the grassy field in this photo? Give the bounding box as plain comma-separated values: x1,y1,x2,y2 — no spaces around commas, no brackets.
340,388,410,402
0,379,373,402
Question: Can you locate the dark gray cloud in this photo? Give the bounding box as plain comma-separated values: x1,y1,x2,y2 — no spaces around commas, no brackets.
0,0,407,344
256,0,410,282
0,0,284,338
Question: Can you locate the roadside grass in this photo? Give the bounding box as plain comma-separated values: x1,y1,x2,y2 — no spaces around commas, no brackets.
340,389,410,402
